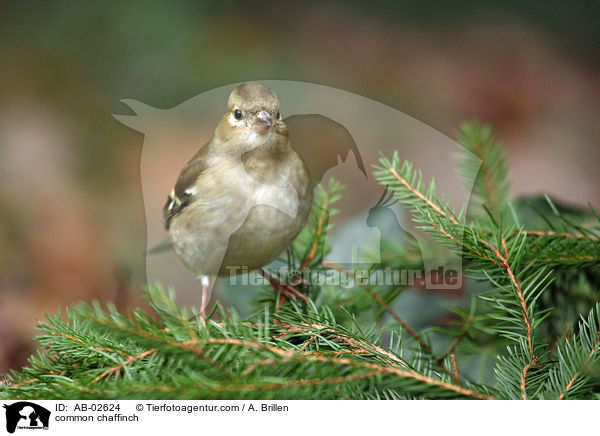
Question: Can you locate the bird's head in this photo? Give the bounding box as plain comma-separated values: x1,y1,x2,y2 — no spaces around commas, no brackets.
215,82,287,153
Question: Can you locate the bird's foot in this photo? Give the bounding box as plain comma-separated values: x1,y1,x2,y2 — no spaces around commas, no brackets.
259,269,310,303
278,282,310,302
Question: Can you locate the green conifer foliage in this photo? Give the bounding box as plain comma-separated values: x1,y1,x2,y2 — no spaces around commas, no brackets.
2,122,599,400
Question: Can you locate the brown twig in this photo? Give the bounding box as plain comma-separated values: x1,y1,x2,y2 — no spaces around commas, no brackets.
214,370,383,392
388,167,500,266
442,316,474,359
48,331,132,358
450,354,460,379
277,322,411,369
323,262,427,348
558,334,600,400
472,141,499,217
429,220,498,265
198,337,295,357
91,349,158,383
299,335,318,351
486,235,534,356
299,196,330,273
520,357,537,400
389,167,459,225
487,233,538,399
10,378,39,388
7,375,97,395
522,230,599,240
244,354,493,399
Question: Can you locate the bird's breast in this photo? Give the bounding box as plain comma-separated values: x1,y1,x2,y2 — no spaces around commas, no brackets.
220,152,312,273
168,149,312,276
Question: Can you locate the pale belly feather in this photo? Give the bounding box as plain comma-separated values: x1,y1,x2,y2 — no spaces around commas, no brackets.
169,154,312,277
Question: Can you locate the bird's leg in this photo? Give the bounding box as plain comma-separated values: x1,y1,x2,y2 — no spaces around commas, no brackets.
259,269,309,303
198,275,211,327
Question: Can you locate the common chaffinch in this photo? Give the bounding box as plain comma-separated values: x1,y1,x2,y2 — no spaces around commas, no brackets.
163,82,312,319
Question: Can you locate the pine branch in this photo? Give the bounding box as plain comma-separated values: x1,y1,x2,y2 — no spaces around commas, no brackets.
0,285,493,400
292,178,345,272
323,260,460,384
540,303,600,399
3,122,599,401
374,153,557,399
457,121,510,222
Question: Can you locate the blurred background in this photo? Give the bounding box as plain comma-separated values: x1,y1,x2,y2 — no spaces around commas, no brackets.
1,1,599,373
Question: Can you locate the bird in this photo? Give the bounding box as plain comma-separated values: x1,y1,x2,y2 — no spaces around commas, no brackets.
162,82,313,321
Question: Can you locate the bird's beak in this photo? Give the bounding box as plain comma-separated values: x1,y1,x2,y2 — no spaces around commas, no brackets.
252,110,273,134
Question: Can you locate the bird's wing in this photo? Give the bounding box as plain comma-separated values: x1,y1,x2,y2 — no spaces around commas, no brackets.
163,147,210,229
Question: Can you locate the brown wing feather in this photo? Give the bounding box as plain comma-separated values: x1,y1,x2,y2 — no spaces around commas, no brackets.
163,146,210,229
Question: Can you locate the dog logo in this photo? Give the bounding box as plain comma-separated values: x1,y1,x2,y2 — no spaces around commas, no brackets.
3,402,50,433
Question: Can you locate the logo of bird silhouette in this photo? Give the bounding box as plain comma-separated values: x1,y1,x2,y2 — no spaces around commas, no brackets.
113,81,478,311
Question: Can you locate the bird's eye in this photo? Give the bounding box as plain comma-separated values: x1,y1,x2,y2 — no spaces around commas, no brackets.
276,110,281,119
234,109,242,120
